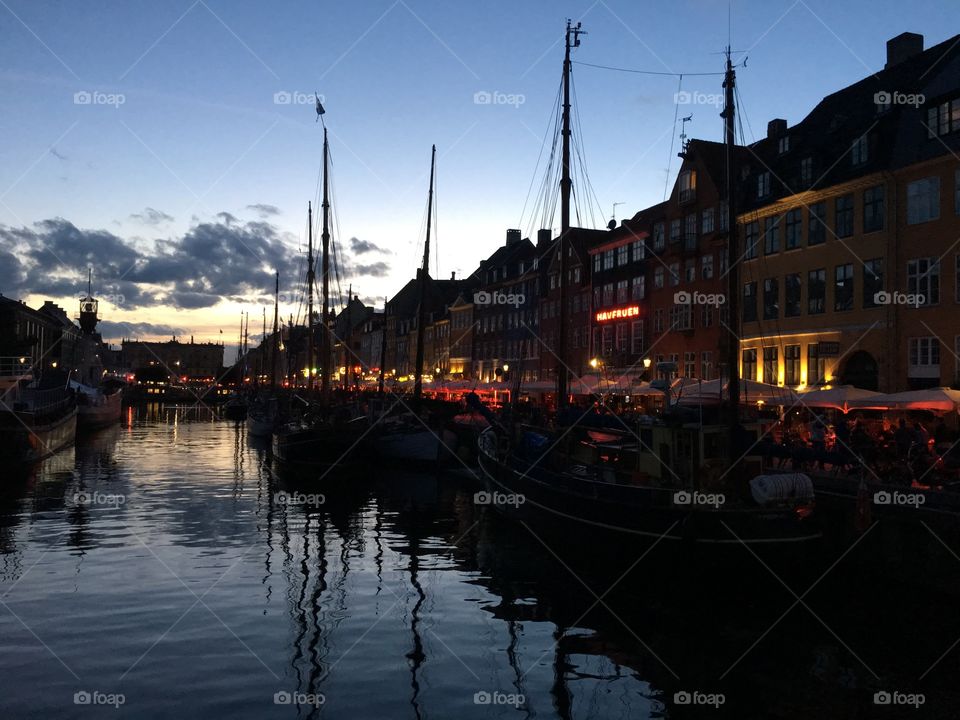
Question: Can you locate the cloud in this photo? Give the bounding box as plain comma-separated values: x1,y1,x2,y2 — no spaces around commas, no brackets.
50,148,67,161
216,211,237,225
130,207,174,225
349,236,390,255
98,320,187,340
247,203,280,218
351,261,391,278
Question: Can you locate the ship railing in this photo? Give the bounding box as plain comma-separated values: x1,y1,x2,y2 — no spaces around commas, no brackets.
0,356,33,378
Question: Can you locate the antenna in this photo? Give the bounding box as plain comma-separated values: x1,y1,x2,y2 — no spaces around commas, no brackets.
679,114,693,155
610,202,624,228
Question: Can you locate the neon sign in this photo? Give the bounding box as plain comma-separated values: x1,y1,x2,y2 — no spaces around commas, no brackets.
595,305,640,322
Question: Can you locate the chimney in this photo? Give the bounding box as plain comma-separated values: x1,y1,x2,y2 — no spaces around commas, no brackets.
450,271,456,280
536,228,552,248
886,32,923,68
767,118,787,139
506,228,521,246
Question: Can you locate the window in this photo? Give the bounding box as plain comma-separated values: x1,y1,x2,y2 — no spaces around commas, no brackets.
684,352,696,377
702,207,715,234
679,170,697,203
744,221,759,259
592,253,601,273
593,287,602,309
743,281,757,322
670,219,682,244
603,283,614,306
684,214,697,249
757,171,771,198
763,278,779,320
764,215,781,254
784,345,800,386
617,244,628,266
835,194,854,238
785,209,802,249
631,320,644,354
701,305,713,327
615,323,627,351
834,264,854,311
907,177,940,225
668,262,680,287
785,274,801,317
684,260,696,283
631,275,645,301
631,239,645,262
653,222,665,250
701,254,714,280
907,257,940,304
742,349,758,382
851,135,868,165
616,279,628,304
863,259,883,308
603,249,614,270
719,251,728,277
808,344,826,385
800,157,813,186
701,351,713,379
808,202,826,245
778,135,790,154
808,269,826,314
602,325,614,355
863,185,885,232
654,267,664,289
719,201,729,231
927,99,960,137
670,304,692,331
908,337,940,378
763,347,778,385
573,267,581,283
653,308,664,333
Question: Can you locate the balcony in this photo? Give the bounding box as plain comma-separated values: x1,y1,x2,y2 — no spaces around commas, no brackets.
679,187,696,204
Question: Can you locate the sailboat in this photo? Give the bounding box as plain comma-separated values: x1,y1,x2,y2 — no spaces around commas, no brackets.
371,145,445,465
247,275,281,437
271,124,369,475
476,23,820,556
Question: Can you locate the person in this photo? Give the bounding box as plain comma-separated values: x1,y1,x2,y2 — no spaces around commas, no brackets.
894,418,913,458
914,421,931,454
810,419,826,469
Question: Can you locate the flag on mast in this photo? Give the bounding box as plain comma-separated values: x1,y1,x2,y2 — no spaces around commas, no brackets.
315,93,325,121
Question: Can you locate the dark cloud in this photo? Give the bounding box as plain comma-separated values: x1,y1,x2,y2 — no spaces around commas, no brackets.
349,236,389,255
98,320,187,340
130,207,174,225
247,203,280,218
50,148,68,161
351,261,391,278
216,211,238,225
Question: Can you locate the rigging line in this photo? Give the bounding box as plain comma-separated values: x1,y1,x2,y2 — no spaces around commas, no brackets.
735,85,755,145
573,60,724,77
433,159,439,279
518,78,562,231
663,74,684,202
570,75,604,227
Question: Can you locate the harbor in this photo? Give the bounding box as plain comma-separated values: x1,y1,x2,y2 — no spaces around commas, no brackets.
2,2,960,717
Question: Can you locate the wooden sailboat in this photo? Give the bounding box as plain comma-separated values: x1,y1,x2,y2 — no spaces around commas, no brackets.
476,24,820,557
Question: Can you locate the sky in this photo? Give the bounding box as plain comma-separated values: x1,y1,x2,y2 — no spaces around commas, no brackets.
1,0,957,360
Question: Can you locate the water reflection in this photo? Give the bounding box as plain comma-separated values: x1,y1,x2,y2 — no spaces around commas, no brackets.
0,411,958,718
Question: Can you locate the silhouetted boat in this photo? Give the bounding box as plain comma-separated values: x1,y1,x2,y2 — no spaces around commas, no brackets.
0,361,77,465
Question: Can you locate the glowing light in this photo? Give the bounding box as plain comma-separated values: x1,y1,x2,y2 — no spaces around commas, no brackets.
590,358,599,369
595,305,640,323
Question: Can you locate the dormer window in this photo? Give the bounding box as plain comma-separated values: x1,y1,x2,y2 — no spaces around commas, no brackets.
778,136,790,154
800,157,813,186
679,170,697,203
927,98,960,138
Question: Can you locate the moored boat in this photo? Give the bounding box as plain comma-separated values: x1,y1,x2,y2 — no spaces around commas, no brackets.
72,380,123,430
0,360,78,465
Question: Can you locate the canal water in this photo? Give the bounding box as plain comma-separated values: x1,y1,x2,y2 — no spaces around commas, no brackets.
1,406,959,719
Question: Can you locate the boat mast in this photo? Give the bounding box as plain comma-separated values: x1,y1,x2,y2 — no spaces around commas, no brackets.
557,20,584,410
243,311,249,381
413,144,436,405
260,307,266,386
307,201,315,391
271,272,279,390
320,129,332,406
722,47,741,457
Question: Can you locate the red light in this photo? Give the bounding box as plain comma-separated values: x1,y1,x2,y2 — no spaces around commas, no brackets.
595,305,640,322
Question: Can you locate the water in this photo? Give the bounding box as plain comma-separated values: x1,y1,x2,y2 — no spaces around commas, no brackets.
1,406,959,718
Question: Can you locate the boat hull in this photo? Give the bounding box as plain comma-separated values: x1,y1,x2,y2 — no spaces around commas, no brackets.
246,414,274,437
0,407,78,465
77,391,122,430
374,428,441,463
